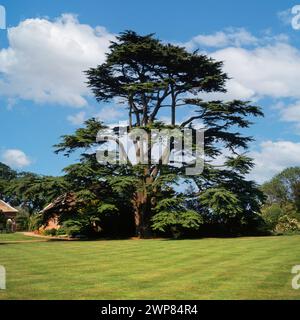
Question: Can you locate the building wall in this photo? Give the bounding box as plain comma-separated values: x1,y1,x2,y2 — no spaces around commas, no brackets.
3,212,17,219
43,216,60,231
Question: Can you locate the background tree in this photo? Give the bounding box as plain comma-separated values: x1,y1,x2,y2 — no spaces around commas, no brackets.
261,167,300,234
262,167,300,207
6,173,70,213
0,162,17,201
0,162,67,232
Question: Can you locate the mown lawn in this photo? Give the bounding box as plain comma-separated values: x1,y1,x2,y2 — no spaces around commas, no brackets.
0,233,43,242
0,235,300,300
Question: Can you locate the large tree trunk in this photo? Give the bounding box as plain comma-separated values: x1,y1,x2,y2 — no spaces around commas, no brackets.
132,168,156,238
131,131,162,238
133,189,152,238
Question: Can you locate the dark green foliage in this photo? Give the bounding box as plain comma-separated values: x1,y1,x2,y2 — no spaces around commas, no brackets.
5,173,70,212
0,162,16,180
53,122,137,237
42,228,58,237
83,31,264,238
152,211,203,239
0,162,17,201
56,228,67,236
86,31,228,127
191,162,265,235
152,197,203,238
62,220,89,238
199,188,243,218
54,118,107,156
15,208,31,231
0,211,6,230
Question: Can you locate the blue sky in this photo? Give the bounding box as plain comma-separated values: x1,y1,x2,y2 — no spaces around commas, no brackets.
0,0,300,183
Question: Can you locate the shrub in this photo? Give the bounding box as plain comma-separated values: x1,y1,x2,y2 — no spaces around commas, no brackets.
28,214,43,232
275,215,300,234
43,228,57,237
152,210,203,239
0,212,6,231
62,220,84,238
261,203,300,234
56,228,67,236
15,209,30,231
261,204,283,230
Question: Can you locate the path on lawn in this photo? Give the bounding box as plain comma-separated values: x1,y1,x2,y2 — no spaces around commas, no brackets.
23,232,79,241
0,232,76,244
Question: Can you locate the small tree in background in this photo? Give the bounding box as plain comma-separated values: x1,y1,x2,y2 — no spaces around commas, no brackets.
0,162,17,202
262,167,300,233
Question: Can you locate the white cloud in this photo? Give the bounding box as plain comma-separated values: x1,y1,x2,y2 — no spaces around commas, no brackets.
276,101,300,134
1,149,32,169
67,105,126,126
95,106,125,123
181,29,300,102
278,8,293,26
185,28,258,50
204,141,300,184
67,111,86,125
199,78,256,101
197,42,300,101
0,14,115,107
248,141,300,184
280,101,300,123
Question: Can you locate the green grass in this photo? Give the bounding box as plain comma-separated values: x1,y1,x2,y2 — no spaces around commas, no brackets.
0,233,42,242
0,235,300,300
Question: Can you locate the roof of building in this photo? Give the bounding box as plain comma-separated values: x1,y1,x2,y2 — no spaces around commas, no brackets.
0,200,18,213
41,193,78,214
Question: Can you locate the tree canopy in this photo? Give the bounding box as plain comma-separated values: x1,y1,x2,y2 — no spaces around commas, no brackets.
262,167,300,207
0,31,267,239
54,31,265,238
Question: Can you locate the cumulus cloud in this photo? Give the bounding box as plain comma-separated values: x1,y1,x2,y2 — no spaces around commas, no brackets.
197,42,300,102
185,28,258,50
280,101,300,123
0,14,115,107
67,111,86,125
278,8,293,26
67,105,126,126
210,140,300,184
248,141,300,184
1,149,32,169
279,6,300,30
181,28,300,102
95,106,125,123
276,101,300,134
